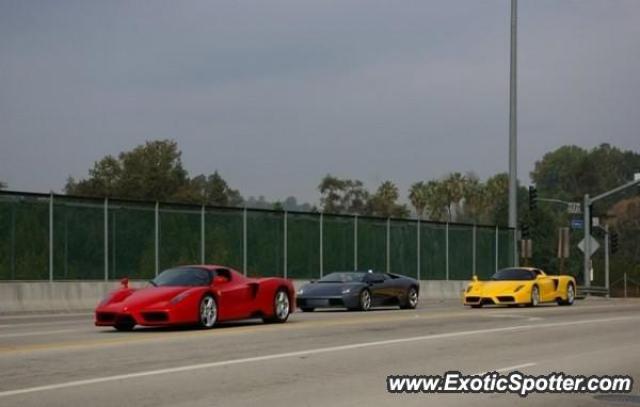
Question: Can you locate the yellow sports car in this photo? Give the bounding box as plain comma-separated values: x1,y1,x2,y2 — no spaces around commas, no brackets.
463,267,576,308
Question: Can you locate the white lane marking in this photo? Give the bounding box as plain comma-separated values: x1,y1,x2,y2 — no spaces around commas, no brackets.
473,362,536,376
494,362,536,372
0,315,636,398
0,329,83,339
0,319,92,329
0,313,90,321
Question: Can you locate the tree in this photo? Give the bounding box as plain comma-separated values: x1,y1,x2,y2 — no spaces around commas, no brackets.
483,173,509,226
409,182,429,219
423,180,448,222
318,174,346,213
531,143,640,200
458,172,486,224
66,140,243,206
441,173,467,222
368,181,409,218
318,174,370,215
0,180,6,190
175,172,243,207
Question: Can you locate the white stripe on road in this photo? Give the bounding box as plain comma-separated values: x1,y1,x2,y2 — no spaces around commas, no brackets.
0,319,92,329
0,315,636,398
494,362,536,372
0,329,83,339
473,362,536,376
0,313,90,321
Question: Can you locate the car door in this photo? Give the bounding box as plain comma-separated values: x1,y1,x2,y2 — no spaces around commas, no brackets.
384,274,407,302
534,271,556,302
365,273,392,305
214,268,255,320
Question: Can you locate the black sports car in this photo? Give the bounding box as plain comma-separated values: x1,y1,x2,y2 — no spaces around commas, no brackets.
296,271,420,312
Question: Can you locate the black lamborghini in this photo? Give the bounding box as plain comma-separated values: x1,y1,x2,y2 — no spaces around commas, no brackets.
296,271,420,312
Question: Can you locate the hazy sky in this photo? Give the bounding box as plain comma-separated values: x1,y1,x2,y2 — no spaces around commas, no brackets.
1,0,639,203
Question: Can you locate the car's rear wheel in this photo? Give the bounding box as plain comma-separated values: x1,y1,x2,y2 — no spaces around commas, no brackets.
400,286,419,309
358,289,372,311
558,283,575,306
264,289,290,323
528,286,540,307
199,294,217,328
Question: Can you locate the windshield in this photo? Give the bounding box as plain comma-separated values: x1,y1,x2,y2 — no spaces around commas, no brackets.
151,267,211,287
319,272,366,283
490,268,535,281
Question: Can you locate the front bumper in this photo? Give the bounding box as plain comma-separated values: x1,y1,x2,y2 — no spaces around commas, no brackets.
95,307,178,327
463,290,529,306
297,294,360,310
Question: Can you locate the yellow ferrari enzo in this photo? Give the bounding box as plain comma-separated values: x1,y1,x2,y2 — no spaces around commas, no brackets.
463,267,576,308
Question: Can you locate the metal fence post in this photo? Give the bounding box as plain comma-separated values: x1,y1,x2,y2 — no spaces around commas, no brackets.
495,225,499,272
445,222,449,281
243,207,247,275
10,203,15,280
283,211,288,279
513,228,518,267
49,193,53,282
201,205,205,264
104,198,108,281
416,218,421,281
354,215,358,271
319,212,324,279
386,217,391,273
154,201,159,276
624,273,628,298
472,224,477,278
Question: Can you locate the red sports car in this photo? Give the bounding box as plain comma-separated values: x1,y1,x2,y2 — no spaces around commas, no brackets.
95,265,295,331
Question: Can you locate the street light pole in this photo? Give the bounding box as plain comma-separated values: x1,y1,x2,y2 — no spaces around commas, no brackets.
508,0,519,263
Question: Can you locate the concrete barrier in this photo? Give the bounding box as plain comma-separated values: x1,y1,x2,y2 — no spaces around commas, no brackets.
0,280,468,314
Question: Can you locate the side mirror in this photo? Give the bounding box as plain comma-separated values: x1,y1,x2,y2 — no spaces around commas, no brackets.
120,277,129,289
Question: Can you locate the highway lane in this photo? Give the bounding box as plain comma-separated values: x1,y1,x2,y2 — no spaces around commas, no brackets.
0,298,639,406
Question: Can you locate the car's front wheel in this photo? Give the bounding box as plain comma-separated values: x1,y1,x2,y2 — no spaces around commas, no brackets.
358,289,372,311
114,322,135,331
199,294,218,328
528,286,540,307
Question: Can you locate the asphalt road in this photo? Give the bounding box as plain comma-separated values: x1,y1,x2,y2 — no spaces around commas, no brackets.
1,298,639,407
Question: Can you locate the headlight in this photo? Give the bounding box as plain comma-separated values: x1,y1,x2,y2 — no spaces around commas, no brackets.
170,292,190,304
514,285,524,292
297,288,304,295
342,287,352,294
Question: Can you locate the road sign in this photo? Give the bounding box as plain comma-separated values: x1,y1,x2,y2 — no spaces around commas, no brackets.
578,235,600,257
568,202,582,214
571,219,584,230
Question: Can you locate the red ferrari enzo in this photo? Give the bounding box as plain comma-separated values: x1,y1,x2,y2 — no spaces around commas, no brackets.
95,265,295,331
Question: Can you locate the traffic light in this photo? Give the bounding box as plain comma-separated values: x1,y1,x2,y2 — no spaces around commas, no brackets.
528,186,538,211
611,232,619,254
521,223,530,239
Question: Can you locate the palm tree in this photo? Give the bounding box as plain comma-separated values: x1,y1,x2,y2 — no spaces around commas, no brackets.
409,181,428,219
